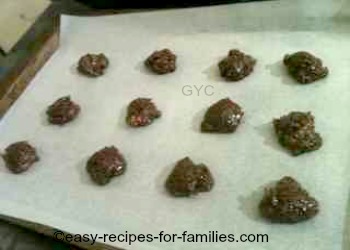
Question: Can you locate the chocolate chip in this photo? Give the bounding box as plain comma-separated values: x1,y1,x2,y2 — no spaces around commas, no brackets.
273,112,322,155
46,96,80,125
165,157,214,197
2,141,39,174
218,49,256,81
145,49,177,74
126,98,161,127
259,176,319,223
77,53,109,77
283,51,328,84
86,146,127,185
201,98,244,133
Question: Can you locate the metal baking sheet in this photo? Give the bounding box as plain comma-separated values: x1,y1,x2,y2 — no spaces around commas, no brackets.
1,0,350,249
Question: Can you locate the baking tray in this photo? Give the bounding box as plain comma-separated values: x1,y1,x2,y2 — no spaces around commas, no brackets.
1,0,350,249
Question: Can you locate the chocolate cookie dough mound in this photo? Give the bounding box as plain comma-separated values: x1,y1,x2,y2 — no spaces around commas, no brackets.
86,146,127,185
145,49,176,74
2,141,39,174
201,98,244,133
46,96,80,125
283,51,328,84
78,53,109,77
126,98,161,127
218,49,256,81
259,176,319,223
165,157,214,197
273,112,322,155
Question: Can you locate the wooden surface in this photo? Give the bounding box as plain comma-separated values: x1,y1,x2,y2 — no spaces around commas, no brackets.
0,0,50,53
0,215,121,250
0,6,59,118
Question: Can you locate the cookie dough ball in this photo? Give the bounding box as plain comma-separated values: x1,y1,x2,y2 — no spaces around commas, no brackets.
259,176,319,223
145,49,176,74
283,51,328,84
2,141,39,174
126,98,161,127
46,96,80,125
165,157,214,197
201,98,244,133
86,146,127,185
273,111,322,156
78,53,109,77
218,49,256,81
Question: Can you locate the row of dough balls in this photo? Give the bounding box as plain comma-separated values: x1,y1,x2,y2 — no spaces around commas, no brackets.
77,49,329,84
0,141,319,225
44,94,323,155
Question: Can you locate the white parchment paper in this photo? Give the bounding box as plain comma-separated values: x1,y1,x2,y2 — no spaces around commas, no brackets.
1,0,350,249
